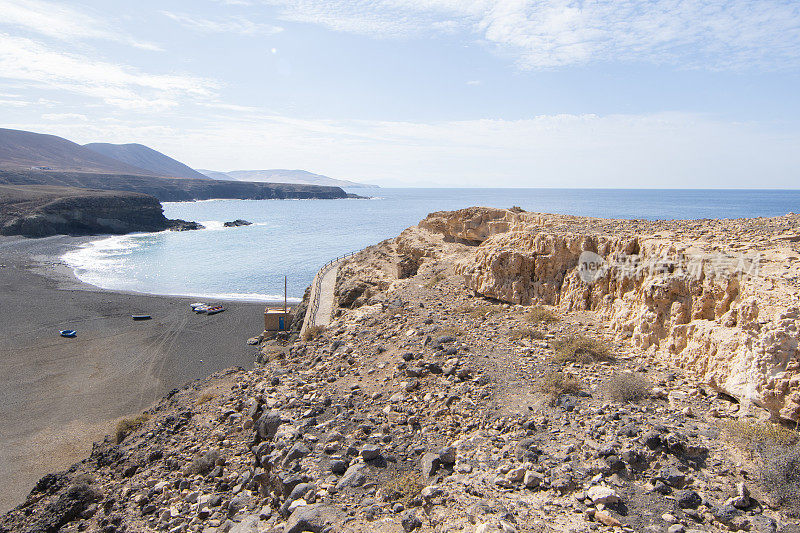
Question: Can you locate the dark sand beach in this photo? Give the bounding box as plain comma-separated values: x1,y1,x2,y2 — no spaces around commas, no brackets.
0,236,269,513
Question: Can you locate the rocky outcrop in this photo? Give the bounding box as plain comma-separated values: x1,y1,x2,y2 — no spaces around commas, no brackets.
338,207,800,423
0,184,198,237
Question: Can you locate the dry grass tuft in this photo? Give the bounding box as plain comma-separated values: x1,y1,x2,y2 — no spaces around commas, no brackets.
525,306,558,324
302,325,326,341
536,370,582,401
509,328,545,341
115,414,150,444
551,334,613,364
196,392,217,405
382,471,424,505
600,372,651,402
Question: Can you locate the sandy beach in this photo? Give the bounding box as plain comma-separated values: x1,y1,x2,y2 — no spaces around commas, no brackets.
0,235,270,513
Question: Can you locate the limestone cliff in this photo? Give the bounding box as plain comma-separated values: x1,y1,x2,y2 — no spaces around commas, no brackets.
336,207,800,423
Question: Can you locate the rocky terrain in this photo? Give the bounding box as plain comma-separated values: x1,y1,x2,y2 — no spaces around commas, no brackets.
3,207,800,533
0,184,199,237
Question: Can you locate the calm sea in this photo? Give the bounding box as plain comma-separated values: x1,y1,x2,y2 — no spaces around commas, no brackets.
62,188,800,301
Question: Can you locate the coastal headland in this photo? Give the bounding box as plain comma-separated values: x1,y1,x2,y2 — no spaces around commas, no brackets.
2,207,800,532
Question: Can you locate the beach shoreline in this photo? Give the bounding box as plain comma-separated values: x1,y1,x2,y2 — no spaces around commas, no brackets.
0,235,273,513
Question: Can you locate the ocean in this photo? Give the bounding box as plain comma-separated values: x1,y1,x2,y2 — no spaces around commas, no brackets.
62,188,800,302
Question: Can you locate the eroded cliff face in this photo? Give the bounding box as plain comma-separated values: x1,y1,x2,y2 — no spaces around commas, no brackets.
338,207,800,422
0,187,179,237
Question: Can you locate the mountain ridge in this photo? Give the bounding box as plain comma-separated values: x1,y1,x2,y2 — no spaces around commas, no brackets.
84,143,209,180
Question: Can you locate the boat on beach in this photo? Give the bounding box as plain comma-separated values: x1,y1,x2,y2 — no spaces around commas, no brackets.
59,329,76,338
206,305,224,315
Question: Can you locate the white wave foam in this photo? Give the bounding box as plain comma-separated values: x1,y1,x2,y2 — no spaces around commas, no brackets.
160,291,302,303
199,220,226,230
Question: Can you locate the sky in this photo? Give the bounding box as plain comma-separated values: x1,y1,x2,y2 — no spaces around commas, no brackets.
1,0,799,187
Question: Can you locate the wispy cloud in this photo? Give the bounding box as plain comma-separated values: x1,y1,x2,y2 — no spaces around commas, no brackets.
258,0,800,70
0,34,217,110
0,0,162,50
162,11,283,36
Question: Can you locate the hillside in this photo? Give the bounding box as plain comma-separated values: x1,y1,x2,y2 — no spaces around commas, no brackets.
0,128,155,175
200,168,379,188
0,169,352,202
84,143,210,180
3,207,800,532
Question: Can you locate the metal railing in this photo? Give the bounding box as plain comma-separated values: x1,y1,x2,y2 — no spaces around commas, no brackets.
302,250,360,333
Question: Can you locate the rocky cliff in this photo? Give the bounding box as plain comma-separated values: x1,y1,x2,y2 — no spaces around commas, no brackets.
335,207,800,424
0,170,352,202
0,185,191,237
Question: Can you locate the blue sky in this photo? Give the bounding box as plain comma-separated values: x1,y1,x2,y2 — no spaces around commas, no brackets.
1,0,799,187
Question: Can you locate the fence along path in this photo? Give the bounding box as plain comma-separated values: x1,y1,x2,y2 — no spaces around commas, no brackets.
300,251,357,337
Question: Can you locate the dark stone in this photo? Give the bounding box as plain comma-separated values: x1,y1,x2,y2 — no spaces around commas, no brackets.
330,459,349,475
676,490,702,509
401,510,422,531
255,410,282,442
224,219,252,227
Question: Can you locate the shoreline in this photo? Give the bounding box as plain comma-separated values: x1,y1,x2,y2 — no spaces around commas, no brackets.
0,235,272,513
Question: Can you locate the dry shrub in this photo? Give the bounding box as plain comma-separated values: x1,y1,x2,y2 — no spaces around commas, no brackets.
525,306,558,324
601,372,651,402
719,419,799,450
551,334,613,364
424,272,446,288
382,470,424,505
509,328,545,341
302,325,325,341
185,449,221,476
759,444,800,516
196,392,216,405
536,371,582,401
115,414,150,444
436,325,463,337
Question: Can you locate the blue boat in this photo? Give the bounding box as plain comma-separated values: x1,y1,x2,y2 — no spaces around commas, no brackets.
60,330,76,338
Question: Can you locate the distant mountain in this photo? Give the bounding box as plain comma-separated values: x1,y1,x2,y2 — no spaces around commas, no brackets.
84,143,209,180
197,168,378,188
196,169,235,181
0,128,155,175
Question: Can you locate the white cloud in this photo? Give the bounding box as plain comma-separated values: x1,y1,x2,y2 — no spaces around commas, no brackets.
162,12,283,36
259,0,800,70
0,0,162,50
41,113,88,121
15,111,797,188
0,34,218,110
